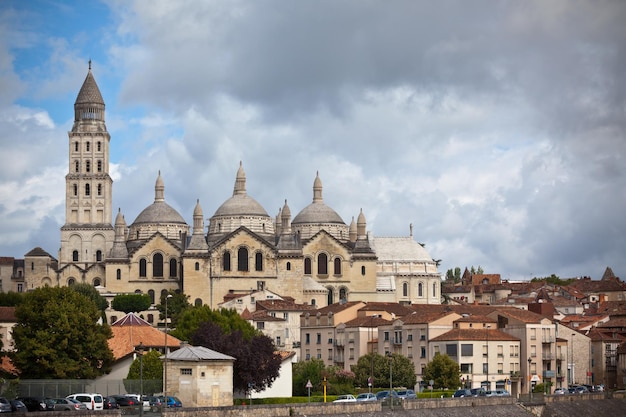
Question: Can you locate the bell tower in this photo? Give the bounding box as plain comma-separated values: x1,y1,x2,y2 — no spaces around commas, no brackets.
59,61,114,268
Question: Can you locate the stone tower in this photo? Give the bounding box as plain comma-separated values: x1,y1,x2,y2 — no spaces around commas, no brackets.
59,62,114,270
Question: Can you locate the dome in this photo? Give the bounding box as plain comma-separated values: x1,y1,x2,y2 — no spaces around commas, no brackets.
133,201,186,225
292,172,345,225
213,194,270,218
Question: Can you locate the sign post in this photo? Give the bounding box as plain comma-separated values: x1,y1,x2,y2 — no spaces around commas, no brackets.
429,380,434,398
306,380,313,403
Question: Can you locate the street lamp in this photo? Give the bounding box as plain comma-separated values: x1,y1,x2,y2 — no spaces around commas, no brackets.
528,357,532,401
163,293,173,412
136,342,145,417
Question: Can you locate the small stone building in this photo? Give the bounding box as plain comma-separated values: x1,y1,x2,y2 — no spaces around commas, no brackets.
163,343,235,407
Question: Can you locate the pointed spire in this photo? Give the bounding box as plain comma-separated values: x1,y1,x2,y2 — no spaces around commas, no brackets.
281,199,291,234
313,171,323,203
155,171,165,202
193,199,204,235
357,208,367,239
349,216,357,242
233,161,246,196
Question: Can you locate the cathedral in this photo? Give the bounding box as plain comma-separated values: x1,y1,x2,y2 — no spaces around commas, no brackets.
12,65,442,321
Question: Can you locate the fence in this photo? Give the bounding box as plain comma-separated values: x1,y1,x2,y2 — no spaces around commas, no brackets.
2,379,163,399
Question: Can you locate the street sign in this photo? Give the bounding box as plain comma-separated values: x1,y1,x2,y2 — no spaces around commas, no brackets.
306,380,313,388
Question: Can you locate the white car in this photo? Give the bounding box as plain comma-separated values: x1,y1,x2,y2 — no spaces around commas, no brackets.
333,394,357,402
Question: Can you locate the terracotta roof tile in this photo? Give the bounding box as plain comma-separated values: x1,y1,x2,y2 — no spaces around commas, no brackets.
109,313,181,360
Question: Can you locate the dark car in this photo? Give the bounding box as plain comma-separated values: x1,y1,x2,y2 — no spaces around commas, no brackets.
0,398,11,414
453,389,472,398
16,397,51,412
470,388,486,397
9,400,26,413
103,396,119,410
109,395,137,408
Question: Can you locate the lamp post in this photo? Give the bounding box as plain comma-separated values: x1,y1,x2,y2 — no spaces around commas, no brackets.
136,342,145,417
570,333,575,386
528,357,532,401
486,324,491,391
386,351,393,411
163,293,173,412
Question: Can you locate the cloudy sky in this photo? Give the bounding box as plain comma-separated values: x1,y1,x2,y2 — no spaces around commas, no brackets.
1,0,624,281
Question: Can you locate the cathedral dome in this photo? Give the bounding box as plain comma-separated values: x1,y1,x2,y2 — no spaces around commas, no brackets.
292,202,345,225
133,201,186,225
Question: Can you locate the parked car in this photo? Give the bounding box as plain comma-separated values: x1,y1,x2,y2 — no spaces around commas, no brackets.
144,396,164,412
396,389,417,399
158,396,182,408
108,395,137,408
486,389,510,397
470,388,487,397
9,400,26,413
333,394,356,403
568,385,588,394
453,389,472,398
355,393,377,402
66,393,104,411
553,388,567,395
375,390,399,401
16,397,51,412
594,384,605,392
127,394,150,412
50,398,88,411
0,398,11,413
103,396,119,409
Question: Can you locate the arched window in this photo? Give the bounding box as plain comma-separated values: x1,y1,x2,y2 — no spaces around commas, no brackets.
317,253,328,275
311,299,316,306
169,259,177,277
195,298,202,307
339,287,347,301
72,250,79,262
86,141,90,151
96,250,102,262
68,278,75,286
73,184,77,196
85,183,90,196
418,282,423,297
195,262,199,271
86,161,90,172
116,269,121,280
139,259,147,277
403,282,408,297
255,252,263,271
93,278,101,286
286,262,291,271
97,160,102,172
223,251,231,271
334,258,342,275
97,141,101,152
75,161,79,172
304,258,312,275
153,253,163,277
237,247,249,272
327,288,334,305
433,282,437,297
148,290,155,304
361,266,366,275
75,142,79,152
147,314,154,323
97,184,102,196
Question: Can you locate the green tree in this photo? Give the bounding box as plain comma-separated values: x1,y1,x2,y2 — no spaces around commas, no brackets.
12,286,114,378
125,349,163,395
172,306,255,342
156,291,190,328
351,353,416,390
0,291,24,307
293,358,326,396
422,353,460,390
112,293,152,314
71,283,108,321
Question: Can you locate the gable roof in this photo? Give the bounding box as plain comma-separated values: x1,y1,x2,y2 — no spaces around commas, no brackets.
166,343,235,361
109,313,181,360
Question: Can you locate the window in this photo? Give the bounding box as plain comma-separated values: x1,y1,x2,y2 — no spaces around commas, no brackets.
461,344,473,356
97,160,102,172
433,282,437,296
421,347,426,358
339,287,347,301
460,363,472,373
304,258,312,274
75,142,79,152
139,259,147,277
169,259,177,277
97,184,102,195
153,253,163,277
407,334,413,341
97,141,101,151
73,184,78,196
361,266,365,275
316,333,321,344
116,269,121,280
237,247,248,271
86,161,90,172
86,142,90,151
96,250,102,262
75,161,79,172
317,253,328,275
180,369,192,375
334,258,341,275
446,344,458,357
418,282,423,297
257,322,265,330
403,282,408,297
384,332,389,341
255,252,263,271
305,334,310,345
195,262,199,271
72,250,79,262
327,288,334,305
223,251,231,271
85,183,90,196
286,261,291,271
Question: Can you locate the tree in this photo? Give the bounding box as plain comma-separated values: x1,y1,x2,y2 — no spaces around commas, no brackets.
71,283,108,321
126,349,163,395
12,286,114,379
292,358,326,396
172,305,256,342
155,291,190,328
422,353,460,390
112,293,152,314
351,353,416,390
0,291,24,307
190,316,281,394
